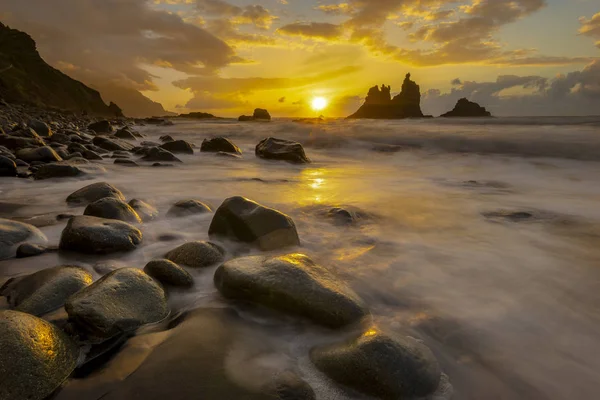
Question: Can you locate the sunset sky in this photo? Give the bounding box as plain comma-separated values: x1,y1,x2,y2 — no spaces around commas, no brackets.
2,0,599,116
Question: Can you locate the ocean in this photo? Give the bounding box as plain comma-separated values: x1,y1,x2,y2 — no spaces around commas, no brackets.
2,116,600,399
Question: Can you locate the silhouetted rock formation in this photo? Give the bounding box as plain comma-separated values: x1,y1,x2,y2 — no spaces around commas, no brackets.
179,112,218,119
0,22,121,116
441,98,492,117
95,83,175,118
348,73,424,119
239,108,271,122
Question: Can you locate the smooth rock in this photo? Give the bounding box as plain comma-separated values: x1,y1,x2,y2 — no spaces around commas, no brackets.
214,253,367,328
0,155,17,176
0,265,92,316
16,243,54,258
201,137,242,154
28,119,52,137
88,120,113,134
144,259,194,288
66,182,126,205
128,199,159,222
209,196,300,251
310,329,442,398
0,218,47,260
165,241,225,269
34,163,84,180
0,310,78,400
83,150,103,160
59,215,142,254
167,199,212,217
84,198,142,223
160,140,194,155
159,135,174,143
255,137,310,164
114,159,139,167
141,147,182,163
114,127,137,140
16,146,62,163
65,268,168,339
0,134,45,151
92,136,134,152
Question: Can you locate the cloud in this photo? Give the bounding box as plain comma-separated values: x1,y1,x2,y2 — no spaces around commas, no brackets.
278,22,343,39
195,0,277,29
579,12,600,48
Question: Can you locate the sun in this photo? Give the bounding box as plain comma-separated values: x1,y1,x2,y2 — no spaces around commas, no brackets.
311,97,328,111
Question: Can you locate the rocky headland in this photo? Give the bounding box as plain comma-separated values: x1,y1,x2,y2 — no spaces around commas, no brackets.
441,98,493,117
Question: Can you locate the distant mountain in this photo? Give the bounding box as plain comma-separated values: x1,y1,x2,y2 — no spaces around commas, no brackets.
95,83,176,118
0,22,121,116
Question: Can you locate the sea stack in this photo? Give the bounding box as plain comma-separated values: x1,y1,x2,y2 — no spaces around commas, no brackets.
348,73,424,119
441,98,492,117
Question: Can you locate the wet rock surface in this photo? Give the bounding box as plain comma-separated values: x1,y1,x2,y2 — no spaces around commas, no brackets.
0,155,17,176
33,163,85,180
16,145,62,163
128,199,159,222
142,147,182,163
255,137,310,164
0,218,47,260
165,241,225,269
84,198,142,223
144,259,194,288
200,137,242,154
214,253,367,328
160,140,194,154
0,310,79,400
167,199,212,217
59,215,142,254
66,182,126,205
16,242,56,258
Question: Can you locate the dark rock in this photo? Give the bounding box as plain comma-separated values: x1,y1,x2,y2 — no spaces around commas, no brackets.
88,120,113,134
67,152,83,160
92,136,135,152
0,134,45,151
56,213,76,221
114,127,137,140
144,259,194,288
253,108,271,120
178,111,217,119
12,127,44,140
209,196,300,251
92,261,124,275
114,159,139,167
238,115,254,122
165,241,225,268
0,218,47,260
108,102,124,118
67,142,87,153
28,119,52,137
0,310,78,400
160,140,194,154
159,135,174,143
83,149,103,160
441,98,492,117
167,199,212,217
263,371,316,400
66,182,125,205
327,206,365,225
216,151,242,159
0,265,92,316
141,147,182,163
141,141,160,147
16,243,55,258
0,155,17,176
201,137,242,154
59,215,142,254
84,198,142,223
86,144,109,154
152,162,173,167
214,253,367,328
310,329,441,398
128,199,159,222
16,145,62,163
50,132,71,144
256,137,310,164
15,159,28,167
65,268,168,339
33,163,84,180
348,73,424,119
483,210,535,222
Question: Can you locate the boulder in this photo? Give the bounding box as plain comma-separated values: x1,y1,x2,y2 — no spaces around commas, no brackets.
28,119,52,137
255,137,310,164
253,108,271,121
214,254,367,328
0,155,17,176
159,134,174,143
0,134,45,150
310,329,442,399
165,241,225,269
141,147,182,163
144,259,194,288
238,115,254,122
0,310,78,400
33,163,84,180
66,182,126,205
16,146,62,163
441,98,492,117
208,196,300,251
12,128,44,140
0,218,47,260
59,215,142,254
84,198,142,223
88,120,113,134
201,137,242,154
65,268,168,339
160,140,194,155
128,199,159,222
50,132,71,144
67,142,87,153
16,243,55,258
0,265,93,316
167,199,212,217
114,127,137,140
93,136,135,152
83,149,103,160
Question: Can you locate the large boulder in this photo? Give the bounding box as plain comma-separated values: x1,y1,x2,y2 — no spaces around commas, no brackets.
0,155,17,176
0,265,93,316
84,198,142,223
441,98,492,117
208,196,300,251
92,136,134,152
128,199,159,222
253,108,271,121
16,146,62,163
59,215,142,254
165,241,225,269
167,199,212,217
160,140,194,155
214,254,367,328
65,268,168,339
66,182,126,205
33,163,84,180
114,127,137,140
255,138,310,164
28,119,52,137
310,329,442,399
0,218,47,260
0,310,79,400
144,259,194,288
201,137,242,154
141,147,182,163
88,120,113,134
0,134,45,151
